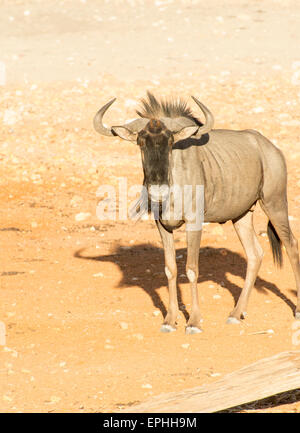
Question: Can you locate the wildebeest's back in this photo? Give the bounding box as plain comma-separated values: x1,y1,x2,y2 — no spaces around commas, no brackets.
172,129,264,223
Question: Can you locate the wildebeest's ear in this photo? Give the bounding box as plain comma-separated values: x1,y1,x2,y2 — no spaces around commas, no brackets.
111,126,137,142
173,126,199,143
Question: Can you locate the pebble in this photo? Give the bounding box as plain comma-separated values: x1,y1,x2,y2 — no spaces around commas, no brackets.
75,212,91,222
181,343,190,349
119,322,128,330
3,395,13,402
3,109,18,125
70,196,83,207
104,344,114,350
252,106,265,113
249,329,274,335
50,396,61,404
133,333,144,340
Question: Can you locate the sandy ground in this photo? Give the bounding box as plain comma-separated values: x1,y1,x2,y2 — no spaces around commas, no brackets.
1,0,300,413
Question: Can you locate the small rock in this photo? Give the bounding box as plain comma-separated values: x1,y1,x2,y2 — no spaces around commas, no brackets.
119,322,128,330
252,107,264,114
104,344,114,350
93,272,104,277
141,384,152,389
249,329,274,335
181,343,190,349
133,333,144,340
70,195,83,207
3,395,13,402
3,109,18,125
75,212,91,222
50,396,61,404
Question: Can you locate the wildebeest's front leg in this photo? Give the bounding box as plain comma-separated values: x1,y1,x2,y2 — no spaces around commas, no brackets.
185,229,203,334
156,219,178,332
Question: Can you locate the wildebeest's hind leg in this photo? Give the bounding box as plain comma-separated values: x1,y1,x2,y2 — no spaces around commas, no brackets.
260,199,300,319
156,220,179,332
227,209,264,324
185,229,203,334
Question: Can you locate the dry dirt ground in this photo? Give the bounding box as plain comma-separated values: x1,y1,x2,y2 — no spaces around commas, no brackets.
1,0,300,413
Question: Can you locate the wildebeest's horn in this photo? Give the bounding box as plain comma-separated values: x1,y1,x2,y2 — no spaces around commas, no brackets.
192,96,214,136
115,118,149,133
161,117,196,132
93,98,116,136
94,99,148,139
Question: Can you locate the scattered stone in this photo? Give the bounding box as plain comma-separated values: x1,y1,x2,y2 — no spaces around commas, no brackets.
133,333,144,340
70,196,83,207
75,212,91,222
3,395,13,402
50,396,61,404
104,344,114,349
249,329,274,335
181,343,190,349
119,322,128,330
252,106,265,113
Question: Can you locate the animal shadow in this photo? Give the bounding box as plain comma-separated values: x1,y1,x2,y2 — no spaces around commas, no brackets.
74,243,295,320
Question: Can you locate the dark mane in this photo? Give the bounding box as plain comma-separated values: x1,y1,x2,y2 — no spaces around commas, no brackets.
136,91,198,122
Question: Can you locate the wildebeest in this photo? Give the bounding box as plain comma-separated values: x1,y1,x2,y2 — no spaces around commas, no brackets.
94,92,300,334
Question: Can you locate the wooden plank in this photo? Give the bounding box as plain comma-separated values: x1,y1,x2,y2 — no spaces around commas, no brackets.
120,351,300,413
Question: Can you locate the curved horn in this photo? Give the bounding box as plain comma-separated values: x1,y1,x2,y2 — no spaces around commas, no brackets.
160,98,214,136
94,99,149,140
93,98,116,136
192,96,214,136
161,116,196,132
117,117,149,133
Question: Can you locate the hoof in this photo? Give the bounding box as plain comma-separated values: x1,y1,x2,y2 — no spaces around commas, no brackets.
295,312,300,320
160,324,176,333
185,326,203,334
226,316,241,325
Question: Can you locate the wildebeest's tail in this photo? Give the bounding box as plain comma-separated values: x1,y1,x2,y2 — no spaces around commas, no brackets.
267,220,283,267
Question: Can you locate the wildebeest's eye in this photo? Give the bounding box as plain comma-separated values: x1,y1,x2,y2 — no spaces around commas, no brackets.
137,134,146,147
